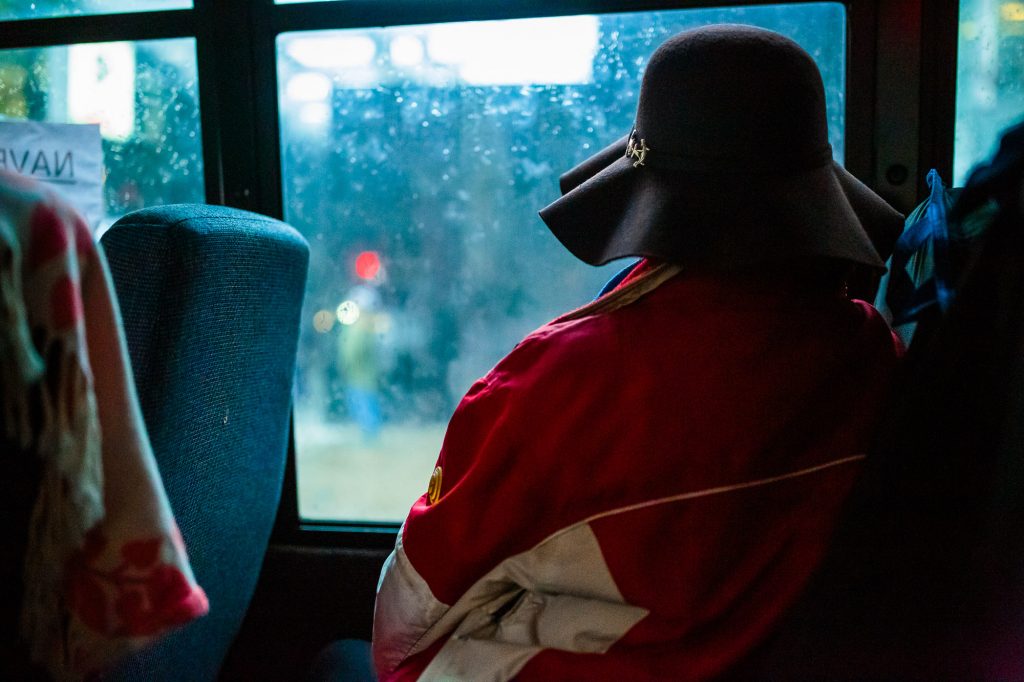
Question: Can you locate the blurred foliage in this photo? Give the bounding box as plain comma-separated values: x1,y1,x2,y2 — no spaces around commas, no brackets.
0,0,188,21
0,39,204,221
280,5,849,425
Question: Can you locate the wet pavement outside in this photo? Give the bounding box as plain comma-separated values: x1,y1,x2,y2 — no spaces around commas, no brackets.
296,418,446,523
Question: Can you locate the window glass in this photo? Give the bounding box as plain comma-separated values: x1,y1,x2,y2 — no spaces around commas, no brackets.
955,0,1024,184
279,3,847,523
0,0,190,21
0,38,204,229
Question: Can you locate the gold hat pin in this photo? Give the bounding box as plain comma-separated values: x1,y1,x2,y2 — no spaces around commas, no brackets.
626,131,650,168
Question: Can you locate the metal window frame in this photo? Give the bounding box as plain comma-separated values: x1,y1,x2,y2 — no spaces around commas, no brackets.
0,0,960,549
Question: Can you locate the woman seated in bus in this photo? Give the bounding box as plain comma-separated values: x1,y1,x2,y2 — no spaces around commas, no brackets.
372,25,903,681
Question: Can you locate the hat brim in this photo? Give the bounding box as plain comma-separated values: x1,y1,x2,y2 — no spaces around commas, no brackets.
540,137,903,271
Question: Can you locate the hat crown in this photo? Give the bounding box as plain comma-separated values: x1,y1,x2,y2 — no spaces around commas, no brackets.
538,24,902,273
635,25,830,171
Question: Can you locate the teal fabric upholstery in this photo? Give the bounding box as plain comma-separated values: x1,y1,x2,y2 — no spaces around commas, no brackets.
99,205,308,682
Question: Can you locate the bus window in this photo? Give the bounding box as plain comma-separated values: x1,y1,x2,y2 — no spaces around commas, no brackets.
0,0,190,22
279,2,848,523
0,39,205,231
954,0,1024,183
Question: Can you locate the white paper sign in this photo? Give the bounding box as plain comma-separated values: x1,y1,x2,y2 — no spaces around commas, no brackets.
0,120,103,231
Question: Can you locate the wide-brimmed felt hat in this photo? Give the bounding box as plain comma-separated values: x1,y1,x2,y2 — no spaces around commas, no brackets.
539,24,903,271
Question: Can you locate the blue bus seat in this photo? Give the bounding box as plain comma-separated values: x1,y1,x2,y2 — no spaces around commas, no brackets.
99,205,309,682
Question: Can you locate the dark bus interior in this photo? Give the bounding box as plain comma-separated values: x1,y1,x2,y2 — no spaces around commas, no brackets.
2,0,1023,679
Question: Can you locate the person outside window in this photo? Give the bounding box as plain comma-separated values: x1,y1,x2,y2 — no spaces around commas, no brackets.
338,284,385,441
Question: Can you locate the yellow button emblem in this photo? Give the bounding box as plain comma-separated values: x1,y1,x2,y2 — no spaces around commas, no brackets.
427,466,443,505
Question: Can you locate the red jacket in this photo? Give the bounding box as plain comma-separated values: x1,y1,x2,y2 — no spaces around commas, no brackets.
373,263,902,681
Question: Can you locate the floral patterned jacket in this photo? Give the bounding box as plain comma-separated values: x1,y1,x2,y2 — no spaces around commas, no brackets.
0,170,207,681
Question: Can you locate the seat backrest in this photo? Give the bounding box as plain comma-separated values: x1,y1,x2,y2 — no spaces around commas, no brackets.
99,204,309,682
735,127,1024,680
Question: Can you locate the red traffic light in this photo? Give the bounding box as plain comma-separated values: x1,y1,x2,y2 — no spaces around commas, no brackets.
355,250,381,280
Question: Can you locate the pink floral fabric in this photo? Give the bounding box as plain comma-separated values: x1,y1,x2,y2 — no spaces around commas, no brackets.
0,170,208,680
